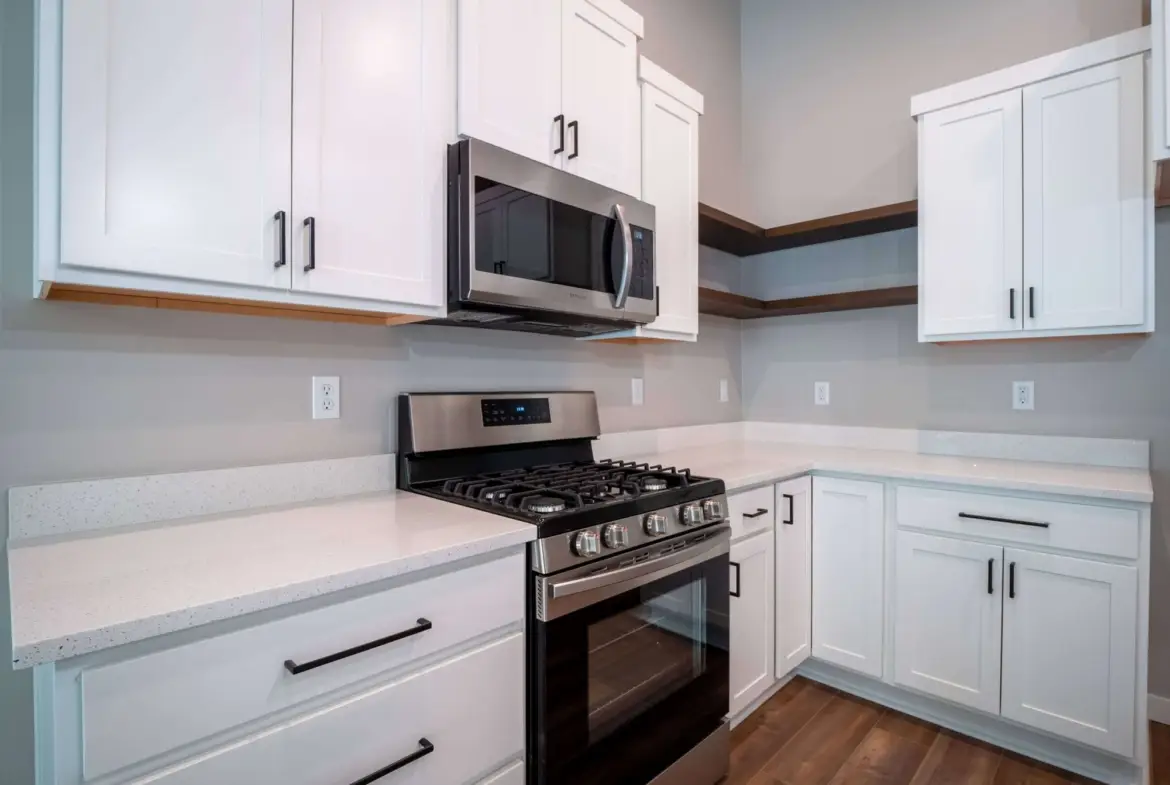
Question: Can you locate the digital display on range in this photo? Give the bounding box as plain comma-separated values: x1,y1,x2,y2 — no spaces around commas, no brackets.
481,398,552,427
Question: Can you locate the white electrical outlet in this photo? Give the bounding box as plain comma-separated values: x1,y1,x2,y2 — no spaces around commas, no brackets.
719,379,729,403
313,376,340,420
631,377,644,407
814,381,831,406
1012,381,1035,411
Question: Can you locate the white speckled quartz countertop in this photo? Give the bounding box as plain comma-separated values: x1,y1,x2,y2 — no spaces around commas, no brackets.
8,491,535,669
620,441,1153,503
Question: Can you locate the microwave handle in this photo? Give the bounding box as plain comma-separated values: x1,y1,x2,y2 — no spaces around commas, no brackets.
612,203,633,309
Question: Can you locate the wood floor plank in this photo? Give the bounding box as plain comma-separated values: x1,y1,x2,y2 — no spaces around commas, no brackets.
874,712,940,747
1152,722,1170,785
825,725,932,785
727,679,836,785
992,753,1079,785
748,694,882,785
908,731,1001,785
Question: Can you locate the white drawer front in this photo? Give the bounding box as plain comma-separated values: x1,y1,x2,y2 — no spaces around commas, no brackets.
895,486,1139,560
479,759,524,785
728,486,775,541
80,553,524,780
134,633,525,785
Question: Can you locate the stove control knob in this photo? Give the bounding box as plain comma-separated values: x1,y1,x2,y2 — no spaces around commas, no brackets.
644,513,669,537
572,530,600,557
602,524,629,549
702,499,725,522
681,503,704,527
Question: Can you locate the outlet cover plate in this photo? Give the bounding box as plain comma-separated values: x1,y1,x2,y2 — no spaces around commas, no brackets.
631,377,644,407
313,376,340,420
1013,381,1034,411
815,382,831,406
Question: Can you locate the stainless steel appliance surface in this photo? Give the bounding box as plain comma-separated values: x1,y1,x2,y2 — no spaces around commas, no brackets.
428,139,658,337
397,392,731,785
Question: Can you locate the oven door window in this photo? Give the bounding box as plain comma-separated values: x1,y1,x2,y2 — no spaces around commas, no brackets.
532,557,729,785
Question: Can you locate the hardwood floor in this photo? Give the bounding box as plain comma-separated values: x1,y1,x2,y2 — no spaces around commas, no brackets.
727,677,1170,785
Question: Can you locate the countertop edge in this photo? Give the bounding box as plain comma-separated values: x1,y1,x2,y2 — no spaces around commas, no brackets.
12,526,535,670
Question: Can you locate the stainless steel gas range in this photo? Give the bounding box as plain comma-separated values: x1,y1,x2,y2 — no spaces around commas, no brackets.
397,392,731,785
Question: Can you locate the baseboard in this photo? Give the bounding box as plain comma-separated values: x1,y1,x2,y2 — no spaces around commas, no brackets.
798,660,1144,785
1151,694,1170,726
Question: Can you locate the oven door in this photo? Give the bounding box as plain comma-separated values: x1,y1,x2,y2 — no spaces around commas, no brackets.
452,138,657,323
530,527,730,785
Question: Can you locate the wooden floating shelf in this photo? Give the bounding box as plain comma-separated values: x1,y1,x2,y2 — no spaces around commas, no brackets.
698,200,918,257
699,285,918,320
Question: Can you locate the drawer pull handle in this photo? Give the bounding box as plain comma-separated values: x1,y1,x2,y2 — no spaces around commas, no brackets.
783,493,795,525
284,618,433,675
729,561,741,598
348,738,434,785
958,512,1049,529
743,508,769,519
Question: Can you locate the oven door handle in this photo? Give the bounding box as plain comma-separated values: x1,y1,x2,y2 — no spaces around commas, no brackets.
538,527,731,621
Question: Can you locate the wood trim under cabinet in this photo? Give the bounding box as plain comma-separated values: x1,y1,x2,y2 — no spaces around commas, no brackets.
699,286,917,320
42,283,430,327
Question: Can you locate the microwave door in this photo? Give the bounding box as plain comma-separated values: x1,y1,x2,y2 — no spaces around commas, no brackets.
610,204,633,310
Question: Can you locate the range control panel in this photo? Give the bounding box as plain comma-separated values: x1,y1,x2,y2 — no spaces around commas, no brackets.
481,398,552,427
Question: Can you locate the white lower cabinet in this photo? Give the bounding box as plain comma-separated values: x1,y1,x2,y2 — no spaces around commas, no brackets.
811,477,885,678
893,532,1002,714
478,760,525,785
729,530,774,717
774,477,812,679
1001,549,1138,756
135,634,524,785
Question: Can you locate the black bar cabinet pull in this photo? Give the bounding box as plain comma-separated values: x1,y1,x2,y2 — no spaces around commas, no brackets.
958,512,1049,529
553,114,566,154
783,493,795,525
743,508,769,519
1009,288,1015,319
348,738,434,785
1009,562,1016,599
729,561,741,598
987,558,994,595
274,210,287,269
1029,286,1035,318
568,120,580,160
303,216,317,273
284,618,432,675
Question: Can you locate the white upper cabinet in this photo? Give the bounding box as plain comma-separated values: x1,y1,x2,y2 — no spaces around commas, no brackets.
775,477,812,680
811,477,885,679
457,0,643,195
59,0,293,290
560,0,642,196
1001,549,1138,757
291,0,451,308
1022,56,1147,332
914,31,1153,342
893,532,1003,715
1153,0,1170,160
729,531,775,718
456,0,562,167
919,91,1023,338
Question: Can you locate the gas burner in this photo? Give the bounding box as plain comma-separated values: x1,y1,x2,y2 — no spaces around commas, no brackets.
525,496,568,514
640,477,668,491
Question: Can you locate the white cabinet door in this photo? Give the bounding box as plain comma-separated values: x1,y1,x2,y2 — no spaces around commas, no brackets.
812,478,885,678
639,81,699,338
1023,56,1147,332
292,0,450,308
457,0,562,167
919,90,1023,338
561,0,641,196
1155,0,1170,160
1001,549,1138,756
775,477,812,679
59,0,292,289
893,532,1003,714
729,531,775,718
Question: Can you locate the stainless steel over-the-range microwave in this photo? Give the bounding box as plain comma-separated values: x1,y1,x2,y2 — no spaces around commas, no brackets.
431,138,657,337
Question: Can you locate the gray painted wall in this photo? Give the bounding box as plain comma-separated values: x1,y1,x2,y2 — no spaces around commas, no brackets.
0,0,742,780
739,216,1170,699
740,0,1141,226
624,0,745,217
